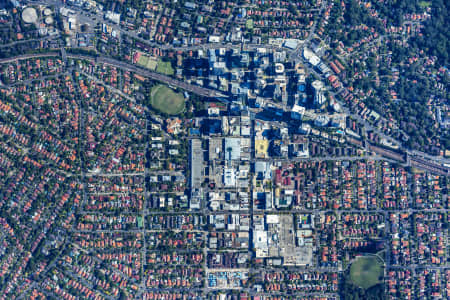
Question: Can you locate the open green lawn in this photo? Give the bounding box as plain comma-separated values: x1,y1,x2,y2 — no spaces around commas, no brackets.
156,60,174,75
146,59,157,70
150,84,185,115
419,1,431,8
137,54,157,70
246,19,254,29
137,55,149,67
350,256,384,289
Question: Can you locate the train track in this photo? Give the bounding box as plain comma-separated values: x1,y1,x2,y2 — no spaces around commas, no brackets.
368,144,406,162
410,156,449,176
0,52,228,100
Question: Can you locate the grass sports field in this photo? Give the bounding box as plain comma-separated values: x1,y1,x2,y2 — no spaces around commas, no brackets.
150,85,185,115
156,60,174,75
350,256,384,289
136,52,173,75
137,54,157,70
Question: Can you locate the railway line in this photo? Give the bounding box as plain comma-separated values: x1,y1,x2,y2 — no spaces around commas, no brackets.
410,156,449,176
1,52,450,177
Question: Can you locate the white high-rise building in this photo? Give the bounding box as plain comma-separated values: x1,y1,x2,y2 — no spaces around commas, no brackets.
312,80,326,106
